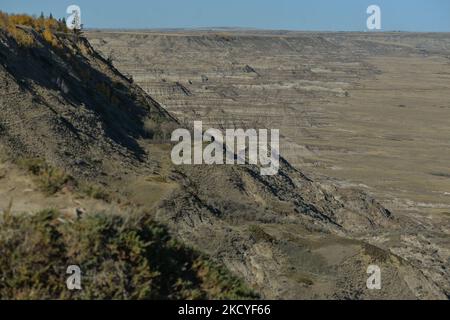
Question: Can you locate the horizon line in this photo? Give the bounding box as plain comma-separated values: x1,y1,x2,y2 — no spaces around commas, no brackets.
84,27,450,34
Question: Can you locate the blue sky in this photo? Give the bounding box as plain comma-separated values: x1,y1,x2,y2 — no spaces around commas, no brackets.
1,0,449,31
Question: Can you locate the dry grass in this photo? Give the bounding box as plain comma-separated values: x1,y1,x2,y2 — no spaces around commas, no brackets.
17,158,116,202
17,158,75,195
0,12,33,47
78,183,111,202
0,11,68,47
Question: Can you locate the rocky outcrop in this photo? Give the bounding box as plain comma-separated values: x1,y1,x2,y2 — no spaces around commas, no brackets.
0,29,174,179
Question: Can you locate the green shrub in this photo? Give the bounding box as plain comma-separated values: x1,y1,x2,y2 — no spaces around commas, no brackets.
0,210,258,300
0,209,69,299
79,184,111,202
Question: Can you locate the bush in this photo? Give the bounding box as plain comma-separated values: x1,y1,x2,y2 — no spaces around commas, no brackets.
0,209,258,300
42,27,59,47
17,158,75,195
79,184,111,202
17,158,115,201
0,209,68,299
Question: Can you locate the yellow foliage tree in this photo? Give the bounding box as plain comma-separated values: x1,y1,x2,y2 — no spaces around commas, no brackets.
0,12,34,47
0,11,67,48
42,27,58,47
9,14,35,27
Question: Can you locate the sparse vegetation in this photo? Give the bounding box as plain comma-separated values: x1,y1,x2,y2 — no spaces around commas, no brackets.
42,26,59,47
248,225,275,243
295,274,314,287
0,209,258,300
16,158,114,201
17,158,75,195
362,243,390,263
144,119,179,142
0,12,34,47
106,51,116,65
214,32,234,42
79,183,111,202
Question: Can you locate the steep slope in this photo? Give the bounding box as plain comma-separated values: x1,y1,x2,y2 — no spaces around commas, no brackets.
0,22,257,299
155,161,446,299
0,23,447,299
0,26,174,180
